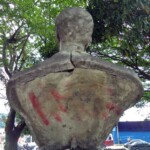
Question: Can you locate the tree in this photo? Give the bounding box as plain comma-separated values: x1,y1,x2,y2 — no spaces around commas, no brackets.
0,1,43,150
0,10,31,150
86,0,150,101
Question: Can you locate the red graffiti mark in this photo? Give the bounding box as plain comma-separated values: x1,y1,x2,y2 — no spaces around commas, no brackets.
106,102,115,111
28,92,50,126
50,89,64,102
59,104,67,112
107,87,115,96
106,102,122,116
53,113,62,122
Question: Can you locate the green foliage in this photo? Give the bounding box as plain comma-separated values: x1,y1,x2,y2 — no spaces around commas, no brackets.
87,0,123,43
0,0,87,71
87,0,150,101
39,40,59,58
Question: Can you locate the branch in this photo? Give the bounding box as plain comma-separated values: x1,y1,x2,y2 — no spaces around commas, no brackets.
5,108,26,140
39,35,47,45
5,108,16,135
14,120,26,138
2,23,25,78
8,46,16,73
95,49,150,80
2,40,12,78
7,23,24,44
14,33,30,71
18,59,25,71
17,35,29,42
134,66,150,80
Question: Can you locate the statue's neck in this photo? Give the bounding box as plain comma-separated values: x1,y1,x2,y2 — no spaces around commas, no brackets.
59,42,85,52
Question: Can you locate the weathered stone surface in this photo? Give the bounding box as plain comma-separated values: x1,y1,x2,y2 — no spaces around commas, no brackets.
56,7,93,52
6,8,143,150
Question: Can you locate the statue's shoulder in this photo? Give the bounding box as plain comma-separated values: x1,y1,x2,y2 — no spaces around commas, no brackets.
8,52,74,84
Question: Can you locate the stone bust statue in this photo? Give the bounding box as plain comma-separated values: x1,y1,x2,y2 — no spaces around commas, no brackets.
7,7,143,150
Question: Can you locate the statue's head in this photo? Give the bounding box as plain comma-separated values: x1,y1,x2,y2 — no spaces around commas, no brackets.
56,7,94,52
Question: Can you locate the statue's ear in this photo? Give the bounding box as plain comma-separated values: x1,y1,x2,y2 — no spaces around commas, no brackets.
56,25,60,42
57,33,60,42
85,37,92,49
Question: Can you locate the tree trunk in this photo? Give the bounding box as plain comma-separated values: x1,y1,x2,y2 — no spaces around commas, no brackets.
5,134,18,150
4,108,26,150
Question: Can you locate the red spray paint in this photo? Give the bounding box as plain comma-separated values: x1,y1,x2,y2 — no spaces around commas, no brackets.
50,89,64,102
29,92,50,126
